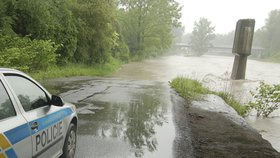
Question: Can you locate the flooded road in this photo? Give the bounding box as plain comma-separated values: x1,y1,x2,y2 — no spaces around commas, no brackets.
45,79,177,158
114,54,280,152
43,54,280,157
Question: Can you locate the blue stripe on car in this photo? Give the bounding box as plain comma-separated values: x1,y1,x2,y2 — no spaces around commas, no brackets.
4,124,30,145
29,108,73,135
4,108,73,145
5,148,17,158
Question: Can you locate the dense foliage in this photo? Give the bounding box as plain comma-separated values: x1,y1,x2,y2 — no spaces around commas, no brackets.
248,82,280,117
256,10,280,58
72,0,117,64
189,18,215,56
0,0,182,72
0,36,57,71
117,0,182,58
6,0,77,64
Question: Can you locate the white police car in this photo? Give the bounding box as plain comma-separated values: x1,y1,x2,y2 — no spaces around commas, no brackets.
0,68,78,158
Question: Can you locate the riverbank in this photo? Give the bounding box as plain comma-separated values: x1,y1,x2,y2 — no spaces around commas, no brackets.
172,92,280,158
262,53,280,63
170,77,248,117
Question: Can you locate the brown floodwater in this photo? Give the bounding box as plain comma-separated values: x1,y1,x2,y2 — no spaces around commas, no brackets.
114,54,280,152
42,54,280,156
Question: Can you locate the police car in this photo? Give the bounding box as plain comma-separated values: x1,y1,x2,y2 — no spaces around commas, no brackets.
0,68,78,158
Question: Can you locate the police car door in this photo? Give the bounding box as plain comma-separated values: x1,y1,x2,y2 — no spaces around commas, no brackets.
0,76,32,158
4,74,64,158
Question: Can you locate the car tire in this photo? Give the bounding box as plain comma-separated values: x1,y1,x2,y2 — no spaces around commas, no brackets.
61,123,77,158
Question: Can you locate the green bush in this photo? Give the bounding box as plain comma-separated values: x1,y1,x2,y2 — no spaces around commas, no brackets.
0,36,58,72
248,82,280,117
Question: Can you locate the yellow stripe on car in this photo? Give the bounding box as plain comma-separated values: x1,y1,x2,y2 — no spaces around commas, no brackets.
0,134,11,150
0,153,6,158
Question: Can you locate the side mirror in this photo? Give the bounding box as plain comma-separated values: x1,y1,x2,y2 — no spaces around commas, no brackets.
51,95,64,107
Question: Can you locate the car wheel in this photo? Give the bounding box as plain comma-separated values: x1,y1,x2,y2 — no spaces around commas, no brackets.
61,123,77,158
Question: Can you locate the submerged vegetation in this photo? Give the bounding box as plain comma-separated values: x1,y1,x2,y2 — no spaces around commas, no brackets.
171,77,280,117
214,92,248,117
170,77,249,117
248,82,280,117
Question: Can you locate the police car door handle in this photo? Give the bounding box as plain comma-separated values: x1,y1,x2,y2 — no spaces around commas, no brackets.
31,122,39,130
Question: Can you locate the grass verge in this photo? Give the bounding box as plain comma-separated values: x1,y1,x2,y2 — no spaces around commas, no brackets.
214,92,248,117
30,58,122,80
170,77,248,117
170,77,209,100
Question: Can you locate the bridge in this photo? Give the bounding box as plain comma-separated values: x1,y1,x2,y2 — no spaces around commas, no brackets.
174,43,265,58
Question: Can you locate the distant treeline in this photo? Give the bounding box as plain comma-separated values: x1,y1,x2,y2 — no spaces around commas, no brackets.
0,0,181,71
254,10,280,60
180,9,280,61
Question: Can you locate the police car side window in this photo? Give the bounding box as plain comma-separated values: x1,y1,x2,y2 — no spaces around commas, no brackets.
5,75,49,112
0,81,16,120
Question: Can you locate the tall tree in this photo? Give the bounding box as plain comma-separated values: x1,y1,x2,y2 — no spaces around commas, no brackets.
2,0,78,64
0,0,14,35
172,26,185,44
257,9,280,57
189,18,215,56
71,0,119,64
118,0,182,57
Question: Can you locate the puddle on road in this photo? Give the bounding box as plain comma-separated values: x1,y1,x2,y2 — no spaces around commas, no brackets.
45,79,175,158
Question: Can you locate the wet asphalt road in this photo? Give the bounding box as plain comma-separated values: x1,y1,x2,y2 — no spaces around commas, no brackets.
41,55,280,157
44,78,178,158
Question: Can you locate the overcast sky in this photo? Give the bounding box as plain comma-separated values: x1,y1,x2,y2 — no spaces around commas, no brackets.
177,0,280,34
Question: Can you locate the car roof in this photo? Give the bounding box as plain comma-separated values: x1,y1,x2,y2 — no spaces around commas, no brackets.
0,68,18,72
0,68,26,76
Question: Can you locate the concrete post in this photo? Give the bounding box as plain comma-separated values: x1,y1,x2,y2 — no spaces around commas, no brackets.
231,19,255,80
231,55,248,80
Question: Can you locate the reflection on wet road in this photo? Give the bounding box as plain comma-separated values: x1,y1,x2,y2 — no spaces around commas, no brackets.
47,79,175,158
43,54,280,155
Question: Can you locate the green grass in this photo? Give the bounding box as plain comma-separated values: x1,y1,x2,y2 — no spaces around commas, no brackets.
30,58,122,80
170,77,249,117
214,92,249,117
170,77,209,100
